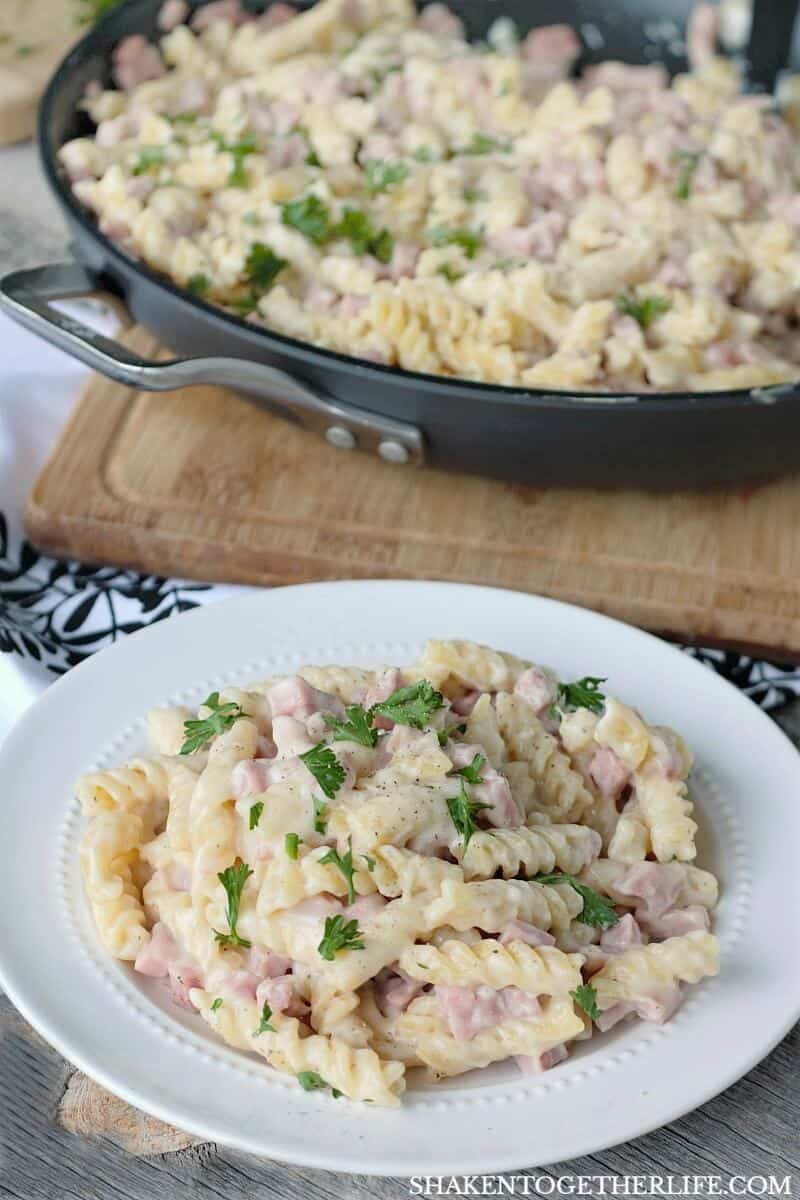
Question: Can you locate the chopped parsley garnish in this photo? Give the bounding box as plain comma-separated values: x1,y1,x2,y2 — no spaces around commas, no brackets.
180,692,243,754
551,676,607,717
211,132,257,187
300,742,346,800
463,187,488,202
186,273,210,298
249,801,264,831
320,836,357,905
427,224,483,259
325,704,378,748
285,832,301,860
244,241,288,293
369,679,444,730
281,194,332,244
170,111,198,124
570,982,600,1021
437,723,467,746
15,43,35,57
242,211,260,225
461,132,509,156
335,207,394,263
412,146,437,162
318,914,365,961
296,1070,341,1097
436,264,463,283
365,159,410,196
533,872,619,929
364,854,376,872
76,0,121,25
449,752,486,784
673,150,701,200
213,859,253,948
616,292,671,329
132,147,166,175
313,797,329,834
211,997,223,1012
292,125,321,166
446,779,491,851
253,1001,276,1035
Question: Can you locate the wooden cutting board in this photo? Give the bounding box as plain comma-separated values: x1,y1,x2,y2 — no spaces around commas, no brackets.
25,326,800,659
0,1,83,145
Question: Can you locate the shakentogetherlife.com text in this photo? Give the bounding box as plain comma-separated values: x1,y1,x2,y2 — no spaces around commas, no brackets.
407,1177,796,1198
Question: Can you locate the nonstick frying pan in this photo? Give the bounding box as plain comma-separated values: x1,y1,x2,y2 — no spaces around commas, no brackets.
2,0,800,488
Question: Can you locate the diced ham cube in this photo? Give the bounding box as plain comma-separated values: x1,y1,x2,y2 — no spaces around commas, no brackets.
450,689,481,717
374,967,426,1017
513,667,557,715
600,912,643,953
499,920,556,948
436,984,540,1041
589,746,630,801
227,970,260,1000
256,974,309,1018
417,3,464,39
522,24,581,70
112,36,166,91
638,904,710,941
615,862,683,918
248,946,292,979
267,675,344,721
515,1043,568,1074
259,2,298,28
134,922,178,978
157,0,189,32
190,0,248,31
344,893,387,921
168,959,203,1010
288,894,344,920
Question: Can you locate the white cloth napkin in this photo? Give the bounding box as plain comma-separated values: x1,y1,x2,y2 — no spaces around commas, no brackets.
1,307,798,748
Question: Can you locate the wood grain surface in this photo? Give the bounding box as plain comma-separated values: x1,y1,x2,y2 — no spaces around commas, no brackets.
25,327,800,660
0,2,82,146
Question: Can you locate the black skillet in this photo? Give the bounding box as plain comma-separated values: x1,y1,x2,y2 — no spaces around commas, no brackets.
1,0,799,488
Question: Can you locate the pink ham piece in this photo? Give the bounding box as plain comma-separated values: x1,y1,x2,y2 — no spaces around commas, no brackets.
190,0,249,31
231,758,272,798
344,893,387,921
134,922,178,977
615,862,683,918
515,1043,568,1074
157,0,189,32
364,667,404,731
583,62,668,92
227,970,260,1000
600,912,643,953
639,904,710,941
339,294,369,320
522,24,581,72
499,920,556,948
589,747,630,802
437,984,541,1041
450,741,523,829
168,959,203,1010
267,675,344,721
112,36,166,91
256,974,309,1018
595,985,683,1031
308,283,339,314
248,945,292,979
513,667,557,715
289,894,344,920
271,715,315,758
374,967,426,1017
417,3,465,39
259,2,298,28
450,689,481,717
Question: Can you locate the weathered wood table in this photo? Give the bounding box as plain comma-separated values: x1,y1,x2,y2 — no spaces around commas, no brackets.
0,152,798,1200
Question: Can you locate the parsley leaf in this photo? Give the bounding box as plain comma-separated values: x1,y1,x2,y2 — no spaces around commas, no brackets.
449,752,486,784
437,723,467,746
244,241,288,293
369,679,444,730
213,859,253,948
427,224,483,259
297,1070,341,1097
211,132,257,187
211,997,223,1012
412,146,437,162
463,187,488,202
180,692,243,755
325,704,378,748
318,914,365,961
674,150,701,200
300,742,346,800
292,124,321,166
249,801,264,831
313,797,328,834
254,1001,276,1035
533,872,619,929
616,292,671,329
282,194,332,244
446,779,491,851
285,832,301,859
75,0,121,25
335,207,394,263
133,147,166,175
365,159,410,195
570,982,600,1021
364,854,376,872
461,132,509,156
186,273,210,298
436,264,463,283
552,676,607,717
320,836,357,905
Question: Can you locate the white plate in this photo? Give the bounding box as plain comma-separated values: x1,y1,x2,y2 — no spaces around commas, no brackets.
1,581,799,1176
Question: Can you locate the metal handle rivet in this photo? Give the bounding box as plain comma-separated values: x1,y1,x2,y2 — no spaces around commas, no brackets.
325,425,356,450
378,439,409,464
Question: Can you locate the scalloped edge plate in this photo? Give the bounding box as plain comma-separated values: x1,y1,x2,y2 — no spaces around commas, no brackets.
0,581,798,1175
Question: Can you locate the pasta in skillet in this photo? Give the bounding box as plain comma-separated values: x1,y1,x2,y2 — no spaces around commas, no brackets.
60,0,800,392
79,640,720,1105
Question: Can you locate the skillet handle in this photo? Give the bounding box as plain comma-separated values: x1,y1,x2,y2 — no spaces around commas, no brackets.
0,261,425,467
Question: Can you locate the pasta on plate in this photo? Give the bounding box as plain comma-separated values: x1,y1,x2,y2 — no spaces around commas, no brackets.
59,0,800,392
78,640,720,1106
